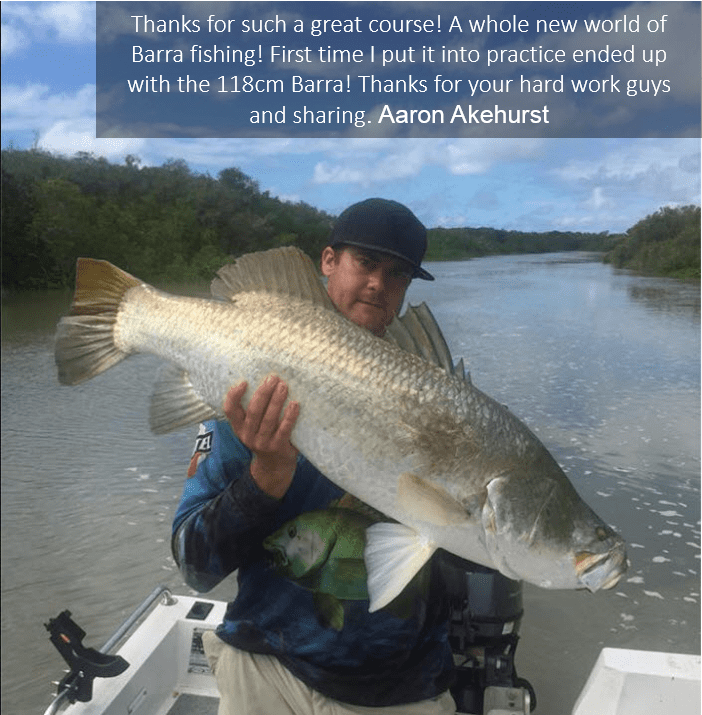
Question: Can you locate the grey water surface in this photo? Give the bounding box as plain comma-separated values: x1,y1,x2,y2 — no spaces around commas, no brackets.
2,253,699,715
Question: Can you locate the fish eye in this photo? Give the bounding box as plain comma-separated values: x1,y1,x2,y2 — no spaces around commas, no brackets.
288,525,297,538
596,526,608,541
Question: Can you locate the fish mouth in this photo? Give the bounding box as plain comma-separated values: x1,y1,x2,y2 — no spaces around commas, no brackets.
575,545,628,591
264,544,289,568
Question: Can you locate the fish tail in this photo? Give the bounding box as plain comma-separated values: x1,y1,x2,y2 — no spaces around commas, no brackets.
55,258,142,385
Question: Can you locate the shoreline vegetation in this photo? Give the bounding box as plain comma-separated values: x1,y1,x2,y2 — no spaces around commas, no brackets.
2,149,699,291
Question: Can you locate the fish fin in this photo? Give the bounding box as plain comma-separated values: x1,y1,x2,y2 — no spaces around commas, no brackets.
384,313,421,355
55,258,142,385
386,302,470,381
364,522,436,612
313,592,345,631
150,365,219,434
397,472,471,527
211,247,334,308
453,358,470,384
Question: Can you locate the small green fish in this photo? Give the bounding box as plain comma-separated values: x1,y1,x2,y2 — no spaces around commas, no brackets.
264,508,373,629
264,506,430,629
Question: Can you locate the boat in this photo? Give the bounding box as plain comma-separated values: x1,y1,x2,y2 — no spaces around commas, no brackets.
42,583,700,715
43,586,223,715
572,646,701,715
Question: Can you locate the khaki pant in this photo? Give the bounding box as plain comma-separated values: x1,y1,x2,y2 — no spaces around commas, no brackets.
202,631,456,715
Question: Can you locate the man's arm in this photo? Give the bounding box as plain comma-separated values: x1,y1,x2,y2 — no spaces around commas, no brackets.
171,376,300,592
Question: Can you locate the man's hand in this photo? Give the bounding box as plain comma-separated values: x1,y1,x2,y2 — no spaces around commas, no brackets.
223,376,299,499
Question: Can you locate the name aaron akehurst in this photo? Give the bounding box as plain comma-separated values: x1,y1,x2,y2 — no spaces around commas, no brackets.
377,104,550,124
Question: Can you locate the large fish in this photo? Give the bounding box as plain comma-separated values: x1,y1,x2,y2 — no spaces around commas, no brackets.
55,247,627,611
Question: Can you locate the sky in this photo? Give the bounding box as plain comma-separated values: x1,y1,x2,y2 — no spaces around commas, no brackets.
2,0,700,233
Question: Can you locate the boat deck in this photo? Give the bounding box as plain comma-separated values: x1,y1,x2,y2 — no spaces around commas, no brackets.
48,593,700,715
165,694,218,715
51,595,226,715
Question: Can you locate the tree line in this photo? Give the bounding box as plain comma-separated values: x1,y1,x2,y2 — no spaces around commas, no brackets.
424,225,614,261
2,148,698,291
2,149,334,290
603,205,700,280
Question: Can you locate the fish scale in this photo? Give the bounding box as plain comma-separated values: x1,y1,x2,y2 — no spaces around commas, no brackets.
55,246,628,612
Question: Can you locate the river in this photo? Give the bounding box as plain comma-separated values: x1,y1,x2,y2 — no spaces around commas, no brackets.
2,253,699,715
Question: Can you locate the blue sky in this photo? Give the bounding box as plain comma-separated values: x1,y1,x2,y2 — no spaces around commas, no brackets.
2,0,700,232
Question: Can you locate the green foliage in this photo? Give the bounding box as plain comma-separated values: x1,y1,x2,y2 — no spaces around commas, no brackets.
2,167,48,289
604,205,700,279
1,148,333,289
425,226,614,261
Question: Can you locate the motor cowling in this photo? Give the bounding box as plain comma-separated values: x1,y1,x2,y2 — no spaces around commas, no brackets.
436,550,535,714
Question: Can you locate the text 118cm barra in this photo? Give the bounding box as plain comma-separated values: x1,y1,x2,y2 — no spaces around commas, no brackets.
218,76,284,93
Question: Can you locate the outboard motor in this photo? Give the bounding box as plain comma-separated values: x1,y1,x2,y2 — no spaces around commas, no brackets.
436,551,536,715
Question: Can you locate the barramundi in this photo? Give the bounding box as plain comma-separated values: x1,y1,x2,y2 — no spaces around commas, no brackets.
55,247,628,610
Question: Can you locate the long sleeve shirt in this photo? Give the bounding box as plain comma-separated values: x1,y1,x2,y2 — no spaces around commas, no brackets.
172,419,454,707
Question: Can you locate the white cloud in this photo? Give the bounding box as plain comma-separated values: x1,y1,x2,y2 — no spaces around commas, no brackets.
312,162,365,184
445,138,545,175
40,118,145,159
312,142,440,185
583,187,613,211
37,1,95,42
273,191,303,205
2,81,143,159
1,1,95,52
2,83,95,131
0,21,27,57
309,137,546,186
1,1,33,25
552,140,701,206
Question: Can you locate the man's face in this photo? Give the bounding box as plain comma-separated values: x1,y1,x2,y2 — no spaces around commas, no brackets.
321,246,412,337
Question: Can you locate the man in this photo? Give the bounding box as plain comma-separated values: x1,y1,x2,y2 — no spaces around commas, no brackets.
172,198,457,715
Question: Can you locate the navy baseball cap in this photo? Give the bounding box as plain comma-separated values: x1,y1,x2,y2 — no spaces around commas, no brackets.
329,198,434,281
